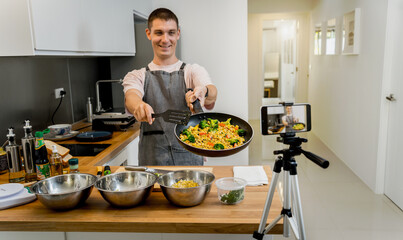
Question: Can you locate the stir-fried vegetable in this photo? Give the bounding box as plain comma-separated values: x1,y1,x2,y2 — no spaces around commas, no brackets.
180,118,246,150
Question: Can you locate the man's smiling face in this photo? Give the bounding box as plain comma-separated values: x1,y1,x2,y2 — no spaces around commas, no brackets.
146,18,180,61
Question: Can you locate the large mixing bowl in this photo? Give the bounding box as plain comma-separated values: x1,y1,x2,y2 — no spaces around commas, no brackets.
158,170,215,207
30,173,97,210
95,171,157,208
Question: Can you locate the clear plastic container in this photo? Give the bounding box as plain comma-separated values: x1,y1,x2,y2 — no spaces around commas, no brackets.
215,177,247,205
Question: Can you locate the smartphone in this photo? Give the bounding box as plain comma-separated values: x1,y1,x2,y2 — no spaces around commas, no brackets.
260,103,311,135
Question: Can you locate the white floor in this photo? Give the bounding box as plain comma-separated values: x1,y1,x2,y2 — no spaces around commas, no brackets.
248,120,403,240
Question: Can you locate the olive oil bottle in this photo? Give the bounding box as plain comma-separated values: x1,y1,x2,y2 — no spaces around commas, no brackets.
5,127,25,183
50,145,63,176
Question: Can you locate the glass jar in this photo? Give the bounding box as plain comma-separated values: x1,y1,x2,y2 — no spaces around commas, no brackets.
68,158,79,173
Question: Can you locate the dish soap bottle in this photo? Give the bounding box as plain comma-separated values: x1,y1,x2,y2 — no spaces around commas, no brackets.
5,127,25,183
34,131,50,180
50,145,63,176
21,120,37,182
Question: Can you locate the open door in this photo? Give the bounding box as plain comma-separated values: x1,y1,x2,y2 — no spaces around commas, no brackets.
262,20,297,103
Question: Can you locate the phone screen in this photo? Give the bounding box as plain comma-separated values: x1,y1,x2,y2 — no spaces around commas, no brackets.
260,104,311,135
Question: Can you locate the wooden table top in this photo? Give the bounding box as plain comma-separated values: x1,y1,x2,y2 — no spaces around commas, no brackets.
0,166,283,234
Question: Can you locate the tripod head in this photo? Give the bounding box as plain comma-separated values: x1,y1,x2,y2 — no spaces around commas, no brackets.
275,133,329,169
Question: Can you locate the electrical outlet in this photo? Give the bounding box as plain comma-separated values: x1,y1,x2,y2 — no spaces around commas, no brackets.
54,88,65,99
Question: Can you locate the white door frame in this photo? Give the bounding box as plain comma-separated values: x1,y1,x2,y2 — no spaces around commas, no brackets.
375,0,401,194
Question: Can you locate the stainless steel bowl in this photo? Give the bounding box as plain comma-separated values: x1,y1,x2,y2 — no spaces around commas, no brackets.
30,173,97,210
95,171,157,208
157,170,215,207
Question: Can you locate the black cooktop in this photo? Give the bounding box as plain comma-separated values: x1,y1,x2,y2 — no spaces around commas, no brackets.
60,144,111,157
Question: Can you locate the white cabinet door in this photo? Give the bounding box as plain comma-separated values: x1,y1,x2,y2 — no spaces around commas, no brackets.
30,0,84,52
0,232,65,240
83,0,135,54
127,137,139,166
31,0,135,55
105,148,128,166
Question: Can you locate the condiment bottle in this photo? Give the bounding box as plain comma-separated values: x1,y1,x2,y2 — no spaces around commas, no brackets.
34,131,50,180
68,158,79,173
62,158,70,174
86,97,93,123
21,120,37,182
0,147,8,175
50,145,63,176
5,127,25,183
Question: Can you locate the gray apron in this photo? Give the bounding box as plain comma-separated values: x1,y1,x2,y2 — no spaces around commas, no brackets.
138,62,203,166
285,115,294,132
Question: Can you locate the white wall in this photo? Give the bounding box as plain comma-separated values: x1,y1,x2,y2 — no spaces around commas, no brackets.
249,0,315,14
309,0,388,192
152,0,249,165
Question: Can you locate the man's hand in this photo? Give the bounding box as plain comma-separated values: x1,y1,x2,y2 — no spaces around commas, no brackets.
185,86,208,113
125,89,154,125
133,101,154,125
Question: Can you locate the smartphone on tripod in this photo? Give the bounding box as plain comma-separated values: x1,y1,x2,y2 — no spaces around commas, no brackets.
260,103,311,135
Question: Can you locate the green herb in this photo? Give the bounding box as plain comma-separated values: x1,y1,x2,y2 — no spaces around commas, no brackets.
220,189,244,204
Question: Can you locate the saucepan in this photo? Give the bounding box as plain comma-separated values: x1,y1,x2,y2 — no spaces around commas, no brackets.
174,112,253,157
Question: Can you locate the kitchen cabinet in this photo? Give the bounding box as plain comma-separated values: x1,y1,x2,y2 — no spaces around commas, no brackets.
104,137,138,166
0,232,65,240
0,0,144,56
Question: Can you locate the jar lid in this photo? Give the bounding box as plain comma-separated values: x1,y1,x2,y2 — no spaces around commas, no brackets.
68,158,78,165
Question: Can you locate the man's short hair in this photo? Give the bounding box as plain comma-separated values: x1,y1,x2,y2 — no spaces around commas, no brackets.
147,8,179,30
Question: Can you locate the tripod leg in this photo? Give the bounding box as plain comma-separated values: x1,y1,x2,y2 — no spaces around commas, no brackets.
253,157,283,239
290,174,306,240
285,215,300,239
257,170,280,233
283,170,291,238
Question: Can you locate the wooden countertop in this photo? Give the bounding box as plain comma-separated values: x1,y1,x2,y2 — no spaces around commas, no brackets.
0,166,283,234
56,122,140,167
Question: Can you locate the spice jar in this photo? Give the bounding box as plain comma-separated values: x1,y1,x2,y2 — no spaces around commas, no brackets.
68,158,79,173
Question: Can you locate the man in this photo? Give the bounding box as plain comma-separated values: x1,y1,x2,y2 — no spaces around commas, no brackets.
123,8,217,166
282,106,299,132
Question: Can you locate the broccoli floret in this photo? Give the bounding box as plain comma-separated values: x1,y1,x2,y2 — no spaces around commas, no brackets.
210,119,218,129
213,143,225,150
227,139,239,146
182,129,190,137
224,118,232,125
186,135,195,143
199,119,209,129
237,129,246,136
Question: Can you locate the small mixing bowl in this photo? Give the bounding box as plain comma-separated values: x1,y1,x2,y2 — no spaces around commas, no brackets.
30,173,97,210
157,170,215,207
95,171,157,208
215,177,247,205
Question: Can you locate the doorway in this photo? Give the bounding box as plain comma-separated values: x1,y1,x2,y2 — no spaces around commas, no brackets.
262,20,297,103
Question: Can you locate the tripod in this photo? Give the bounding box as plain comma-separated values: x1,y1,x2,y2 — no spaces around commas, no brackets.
253,133,329,240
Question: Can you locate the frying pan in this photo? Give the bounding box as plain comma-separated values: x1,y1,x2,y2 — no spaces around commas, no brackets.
174,112,254,157
291,122,306,131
